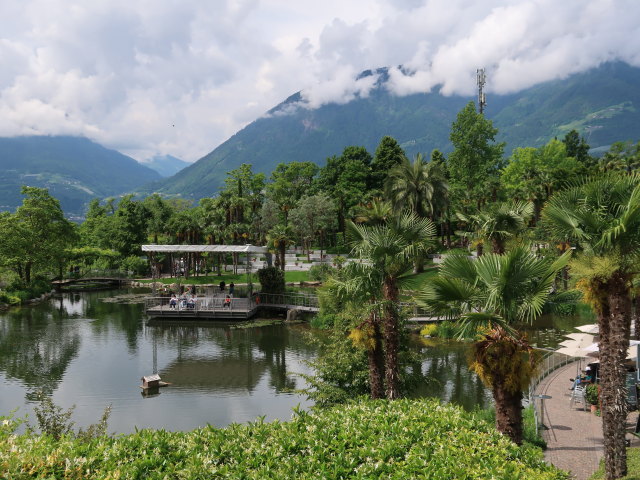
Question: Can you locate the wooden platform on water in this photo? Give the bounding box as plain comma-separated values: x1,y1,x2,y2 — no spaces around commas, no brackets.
145,294,319,321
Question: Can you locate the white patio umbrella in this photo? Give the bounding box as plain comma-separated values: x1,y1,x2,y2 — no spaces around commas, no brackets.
560,334,597,349
576,324,599,334
556,346,592,358
564,333,596,343
583,339,640,353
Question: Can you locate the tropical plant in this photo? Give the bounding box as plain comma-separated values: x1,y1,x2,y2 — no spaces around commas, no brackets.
457,200,533,255
266,225,294,271
348,211,436,399
419,246,570,444
385,153,448,220
542,172,640,479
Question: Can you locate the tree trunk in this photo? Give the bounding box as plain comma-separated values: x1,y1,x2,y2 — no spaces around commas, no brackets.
491,237,505,255
598,273,632,479
476,242,483,257
367,314,385,399
413,253,424,274
25,261,32,285
382,276,400,399
492,381,524,445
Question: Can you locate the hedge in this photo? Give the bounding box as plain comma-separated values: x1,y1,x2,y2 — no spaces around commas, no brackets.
0,399,568,479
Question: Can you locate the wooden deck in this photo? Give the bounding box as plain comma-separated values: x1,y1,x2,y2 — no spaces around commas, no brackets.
145,293,439,322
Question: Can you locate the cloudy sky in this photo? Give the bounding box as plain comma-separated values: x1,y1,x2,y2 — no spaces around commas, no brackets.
1,0,639,163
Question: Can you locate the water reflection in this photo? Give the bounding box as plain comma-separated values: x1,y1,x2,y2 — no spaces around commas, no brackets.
0,289,594,433
411,338,491,410
0,302,80,398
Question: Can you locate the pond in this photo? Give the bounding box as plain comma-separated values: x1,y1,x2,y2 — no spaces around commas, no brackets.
0,289,591,434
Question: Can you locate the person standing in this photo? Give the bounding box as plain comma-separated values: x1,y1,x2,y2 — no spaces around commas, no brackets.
229,282,235,297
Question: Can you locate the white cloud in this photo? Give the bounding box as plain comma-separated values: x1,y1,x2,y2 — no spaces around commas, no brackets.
0,0,638,162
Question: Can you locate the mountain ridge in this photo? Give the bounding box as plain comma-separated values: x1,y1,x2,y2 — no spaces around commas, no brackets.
147,61,640,200
0,135,161,215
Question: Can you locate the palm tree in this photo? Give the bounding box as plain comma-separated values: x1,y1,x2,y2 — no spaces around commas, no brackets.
348,211,436,399
419,247,570,444
543,173,640,479
267,225,294,271
457,201,533,255
352,198,393,226
325,262,386,399
385,153,449,219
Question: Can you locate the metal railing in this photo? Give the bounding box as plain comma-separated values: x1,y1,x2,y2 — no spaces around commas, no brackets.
528,350,576,435
257,292,319,309
144,295,252,314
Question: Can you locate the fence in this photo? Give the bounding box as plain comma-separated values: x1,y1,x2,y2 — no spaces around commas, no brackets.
256,292,319,309
528,349,576,435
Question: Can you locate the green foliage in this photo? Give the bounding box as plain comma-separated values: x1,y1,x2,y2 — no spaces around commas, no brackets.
0,399,568,479
435,321,458,339
308,263,335,282
29,392,111,442
0,291,21,305
257,266,285,294
119,256,149,276
420,324,438,336
448,101,505,208
370,135,406,193
585,384,600,405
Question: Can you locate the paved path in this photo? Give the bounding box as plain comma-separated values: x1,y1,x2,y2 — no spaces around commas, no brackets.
535,362,640,479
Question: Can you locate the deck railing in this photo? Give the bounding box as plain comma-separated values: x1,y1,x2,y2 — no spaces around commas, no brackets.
258,292,319,309
528,349,576,435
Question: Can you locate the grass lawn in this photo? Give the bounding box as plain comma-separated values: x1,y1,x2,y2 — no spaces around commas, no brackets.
136,270,310,285
589,447,640,479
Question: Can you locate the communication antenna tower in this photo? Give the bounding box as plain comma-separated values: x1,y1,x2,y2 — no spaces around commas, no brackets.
477,68,487,114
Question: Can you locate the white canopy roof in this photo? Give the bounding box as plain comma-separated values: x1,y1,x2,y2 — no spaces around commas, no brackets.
142,244,268,254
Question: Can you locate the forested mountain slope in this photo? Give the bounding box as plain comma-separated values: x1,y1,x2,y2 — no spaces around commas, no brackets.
0,136,161,215
150,61,640,200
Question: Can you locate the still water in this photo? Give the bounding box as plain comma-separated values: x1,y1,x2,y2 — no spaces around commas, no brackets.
0,289,588,434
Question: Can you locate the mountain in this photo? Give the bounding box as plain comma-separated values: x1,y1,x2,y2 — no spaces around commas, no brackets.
143,154,190,177
0,136,161,215
149,61,640,200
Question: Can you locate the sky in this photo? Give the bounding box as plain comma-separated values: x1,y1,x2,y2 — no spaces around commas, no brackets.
1,0,639,163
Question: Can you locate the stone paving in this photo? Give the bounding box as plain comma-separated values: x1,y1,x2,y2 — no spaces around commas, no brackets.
535,362,640,480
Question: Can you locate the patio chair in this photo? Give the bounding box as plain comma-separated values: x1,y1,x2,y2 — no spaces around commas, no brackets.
569,385,588,411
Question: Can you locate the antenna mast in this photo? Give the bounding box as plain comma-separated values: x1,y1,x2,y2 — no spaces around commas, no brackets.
476,68,487,114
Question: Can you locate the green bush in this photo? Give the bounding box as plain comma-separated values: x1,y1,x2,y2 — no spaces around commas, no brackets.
420,324,438,336
0,291,21,305
257,266,285,294
0,399,568,479
119,256,149,276
308,263,335,282
585,384,599,405
436,320,458,339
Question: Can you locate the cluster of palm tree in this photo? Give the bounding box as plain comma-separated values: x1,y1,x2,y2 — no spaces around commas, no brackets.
336,168,640,479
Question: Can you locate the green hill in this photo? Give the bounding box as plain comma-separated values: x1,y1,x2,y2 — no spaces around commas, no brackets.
0,136,161,216
150,61,640,200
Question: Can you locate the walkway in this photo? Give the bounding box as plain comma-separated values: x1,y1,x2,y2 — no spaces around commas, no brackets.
536,363,640,479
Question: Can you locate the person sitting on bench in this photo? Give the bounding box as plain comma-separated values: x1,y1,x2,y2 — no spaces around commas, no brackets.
223,295,231,309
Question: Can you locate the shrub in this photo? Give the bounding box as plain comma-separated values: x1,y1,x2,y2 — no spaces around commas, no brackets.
0,291,21,305
308,263,335,282
119,256,149,276
436,321,458,339
585,384,599,405
29,392,111,442
1,399,568,479
420,324,438,337
257,266,285,294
